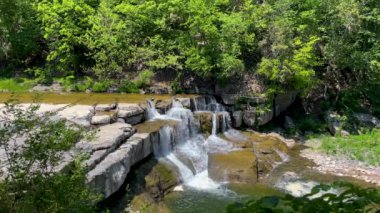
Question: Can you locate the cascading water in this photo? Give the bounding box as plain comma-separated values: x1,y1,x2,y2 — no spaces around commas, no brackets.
148,97,237,192
149,96,289,194
212,113,217,135
146,99,161,120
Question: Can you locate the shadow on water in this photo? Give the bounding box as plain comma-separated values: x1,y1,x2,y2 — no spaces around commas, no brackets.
98,155,159,213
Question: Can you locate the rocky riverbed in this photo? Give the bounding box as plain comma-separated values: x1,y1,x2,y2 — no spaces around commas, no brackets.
301,139,380,186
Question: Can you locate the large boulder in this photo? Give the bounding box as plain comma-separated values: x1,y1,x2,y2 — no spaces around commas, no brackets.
208,150,258,184
324,111,343,135
257,108,274,126
354,113,380,128
243,108,274,127
233,111,243,128
243,110,256,127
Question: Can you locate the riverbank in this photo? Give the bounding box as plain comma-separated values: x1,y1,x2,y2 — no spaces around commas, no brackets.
301,139,380,186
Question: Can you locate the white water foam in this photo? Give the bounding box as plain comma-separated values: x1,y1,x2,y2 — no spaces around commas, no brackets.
150,97,236,193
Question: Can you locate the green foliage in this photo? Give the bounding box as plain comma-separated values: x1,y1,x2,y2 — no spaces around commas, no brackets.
0,0,41,72
227,182,380,213
91,80,113,93
135,70,154,89
320,130,380,166
0,0,379,114
0,99,100,212
36,0,96,77
120,79,140,94
74,77,94,92
0,78,35,92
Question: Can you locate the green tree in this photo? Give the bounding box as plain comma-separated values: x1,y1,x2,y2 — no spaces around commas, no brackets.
0,0,41,74
0,100,99,212
36,0,97,79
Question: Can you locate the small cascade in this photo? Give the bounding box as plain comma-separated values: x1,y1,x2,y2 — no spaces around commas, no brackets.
148,96,240,192
154,126,194,182
146,99,161,120
212,113,217,135
220,111,231,132
167,99,198,143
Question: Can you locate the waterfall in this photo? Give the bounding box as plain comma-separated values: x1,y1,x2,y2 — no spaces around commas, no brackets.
155,126,194,182
212,113,217,135
146,99,161,120
149,96,237,192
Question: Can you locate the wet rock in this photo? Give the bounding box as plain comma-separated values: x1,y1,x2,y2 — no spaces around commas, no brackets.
208,150,258,184
266,132,296,148
194,111,213,134
145,162,179,200
91,115,111,125
354,113,380,128
155,100,172,114
233,111,243,128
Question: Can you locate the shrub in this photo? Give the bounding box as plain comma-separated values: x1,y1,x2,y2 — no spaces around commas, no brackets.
26,67,53,85
0,100,100,212
171,80,184,94
0,78,35,92
91,80,113,93
135,70,154,88
72,77,94,92
120,79,140,93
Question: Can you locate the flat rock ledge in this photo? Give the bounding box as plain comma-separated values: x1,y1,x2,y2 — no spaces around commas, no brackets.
85,121,171,198
300,148,380,186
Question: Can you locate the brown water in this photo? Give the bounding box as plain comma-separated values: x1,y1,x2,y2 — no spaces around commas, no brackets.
0,92,195,104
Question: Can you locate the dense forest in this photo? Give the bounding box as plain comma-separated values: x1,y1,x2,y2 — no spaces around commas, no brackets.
1,0,379,105
1,1,380,212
